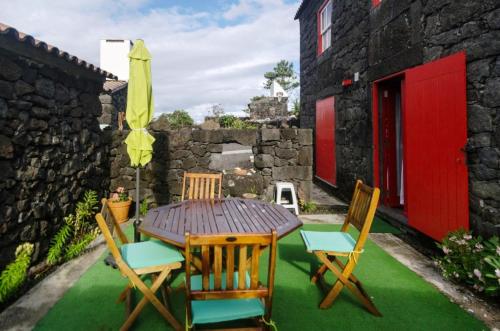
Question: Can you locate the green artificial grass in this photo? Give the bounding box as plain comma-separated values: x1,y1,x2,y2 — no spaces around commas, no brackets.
35,224,486,331
370,216,401,234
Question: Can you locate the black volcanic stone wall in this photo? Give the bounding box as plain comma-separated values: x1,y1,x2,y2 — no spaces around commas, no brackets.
109,128,313,206
0,48,110,268
298,0,500,236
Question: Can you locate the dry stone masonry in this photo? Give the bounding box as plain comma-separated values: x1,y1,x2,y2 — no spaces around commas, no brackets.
0,47,110,268
109,128,313,207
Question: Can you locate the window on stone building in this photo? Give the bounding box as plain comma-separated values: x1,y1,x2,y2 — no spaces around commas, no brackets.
317,0,332,55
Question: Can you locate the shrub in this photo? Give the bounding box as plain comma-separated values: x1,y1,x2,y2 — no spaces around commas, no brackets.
47,190,100,265
0,243,34,303
219,115,256,129
299,200,317,213
436,229,499,296
165,110,194,129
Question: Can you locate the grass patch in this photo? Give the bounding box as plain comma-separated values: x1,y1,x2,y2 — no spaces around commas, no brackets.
35,224,485,331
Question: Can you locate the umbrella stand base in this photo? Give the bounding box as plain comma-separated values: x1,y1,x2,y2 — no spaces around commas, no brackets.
104,253,118,269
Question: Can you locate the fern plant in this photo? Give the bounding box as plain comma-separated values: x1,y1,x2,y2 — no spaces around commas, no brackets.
46,190,100,265
0,243,34,303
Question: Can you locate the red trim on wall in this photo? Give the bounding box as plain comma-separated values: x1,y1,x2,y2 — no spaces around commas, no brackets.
372,0,382,7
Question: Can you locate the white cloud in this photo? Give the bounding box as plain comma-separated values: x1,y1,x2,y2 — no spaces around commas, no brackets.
0,0,299,123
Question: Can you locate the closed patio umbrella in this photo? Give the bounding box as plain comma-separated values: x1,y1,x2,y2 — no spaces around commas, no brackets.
125,39,155,242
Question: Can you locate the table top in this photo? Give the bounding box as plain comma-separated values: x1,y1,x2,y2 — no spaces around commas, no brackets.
139,198,303,247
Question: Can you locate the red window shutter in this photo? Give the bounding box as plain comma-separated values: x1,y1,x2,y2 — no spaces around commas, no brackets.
316,97,336,186
404,52,468,241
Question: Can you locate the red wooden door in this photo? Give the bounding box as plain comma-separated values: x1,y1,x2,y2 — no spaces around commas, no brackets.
316,97,336,186
404,52,468,241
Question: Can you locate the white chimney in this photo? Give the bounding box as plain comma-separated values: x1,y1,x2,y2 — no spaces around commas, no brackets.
99,39,132,81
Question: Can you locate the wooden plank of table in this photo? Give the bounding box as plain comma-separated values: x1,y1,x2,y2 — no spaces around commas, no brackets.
221,200,244,233
238,199,270,233
228,199,257,233
212,200,231,232
243,200,279,231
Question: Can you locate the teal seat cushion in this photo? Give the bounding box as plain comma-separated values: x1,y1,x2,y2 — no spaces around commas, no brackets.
189,272,264,324
300,230,356,253
191,298,265,324
121,240,184,269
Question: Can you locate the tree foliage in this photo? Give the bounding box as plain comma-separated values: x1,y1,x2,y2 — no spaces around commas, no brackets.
165,110,194,129
263,60,299,92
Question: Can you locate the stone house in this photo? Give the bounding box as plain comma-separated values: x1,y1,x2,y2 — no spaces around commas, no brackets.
99,80,127,130
0,23,115,267
295,0,500,239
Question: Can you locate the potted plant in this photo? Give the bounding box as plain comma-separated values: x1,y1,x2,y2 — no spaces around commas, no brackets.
242,185,258,200
108,187,132,223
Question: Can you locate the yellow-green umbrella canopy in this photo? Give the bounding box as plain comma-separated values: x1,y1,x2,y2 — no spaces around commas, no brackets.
125,39,155,167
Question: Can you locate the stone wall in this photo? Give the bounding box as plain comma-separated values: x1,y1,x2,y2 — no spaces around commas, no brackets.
248,96,288,120
297,0,500,236
109,128,313,207
0,48,109,268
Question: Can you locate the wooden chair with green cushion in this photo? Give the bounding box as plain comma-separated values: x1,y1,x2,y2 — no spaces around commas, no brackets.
181,172,223,201
95,198,184,331
300,180,382,316
185,231,278,330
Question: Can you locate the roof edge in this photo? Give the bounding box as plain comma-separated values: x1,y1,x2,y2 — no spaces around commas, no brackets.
294,0,309,20
0,23,117,80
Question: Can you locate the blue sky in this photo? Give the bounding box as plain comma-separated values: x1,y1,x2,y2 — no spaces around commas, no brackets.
1,0,300,122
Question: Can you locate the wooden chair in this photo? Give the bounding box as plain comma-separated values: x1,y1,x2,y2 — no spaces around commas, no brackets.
181,172,223,201
185,231,278,330
95,198,184,331
300,180,382,316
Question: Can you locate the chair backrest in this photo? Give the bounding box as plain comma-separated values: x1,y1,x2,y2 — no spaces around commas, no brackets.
185,231,277,304
341,180,380,251
95,198,129,262
181,172,223,201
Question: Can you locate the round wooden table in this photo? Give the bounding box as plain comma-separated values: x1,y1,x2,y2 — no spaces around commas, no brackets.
139,198,303,247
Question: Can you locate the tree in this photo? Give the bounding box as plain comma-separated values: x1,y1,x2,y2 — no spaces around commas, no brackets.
263,60,299,92
210,104,225,118
165,109,194,129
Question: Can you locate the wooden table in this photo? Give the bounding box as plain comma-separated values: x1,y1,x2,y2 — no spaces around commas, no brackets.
139,198,303,247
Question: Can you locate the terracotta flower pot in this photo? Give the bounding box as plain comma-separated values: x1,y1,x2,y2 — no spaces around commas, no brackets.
108,198,132,223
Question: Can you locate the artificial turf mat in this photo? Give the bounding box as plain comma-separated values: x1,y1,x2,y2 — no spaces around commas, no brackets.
35,224,486,331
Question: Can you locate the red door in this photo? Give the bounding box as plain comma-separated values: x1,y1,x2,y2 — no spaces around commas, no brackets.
404,52,468,241
316,97,336,186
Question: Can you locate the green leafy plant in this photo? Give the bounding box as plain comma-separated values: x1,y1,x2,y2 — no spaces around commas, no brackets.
165,109,194,129
0,243,34,303
435,229,499,296
46,190,100,265
139,199,149,217
299,200,317,213
219,114,237,128
218,115,256,129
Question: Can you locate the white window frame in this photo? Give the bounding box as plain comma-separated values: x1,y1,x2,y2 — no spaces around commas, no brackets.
319,0,332,53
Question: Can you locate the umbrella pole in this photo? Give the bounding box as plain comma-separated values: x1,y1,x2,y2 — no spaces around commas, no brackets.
134,167,141,242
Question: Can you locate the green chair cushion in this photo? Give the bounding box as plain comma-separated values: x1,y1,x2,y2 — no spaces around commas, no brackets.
300,230,356,253
121,240,184,269
189,272,264,324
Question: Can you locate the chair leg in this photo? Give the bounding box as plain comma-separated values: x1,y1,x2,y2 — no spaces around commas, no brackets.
315,252,382,316
311,264,328,284
121,266,182,331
